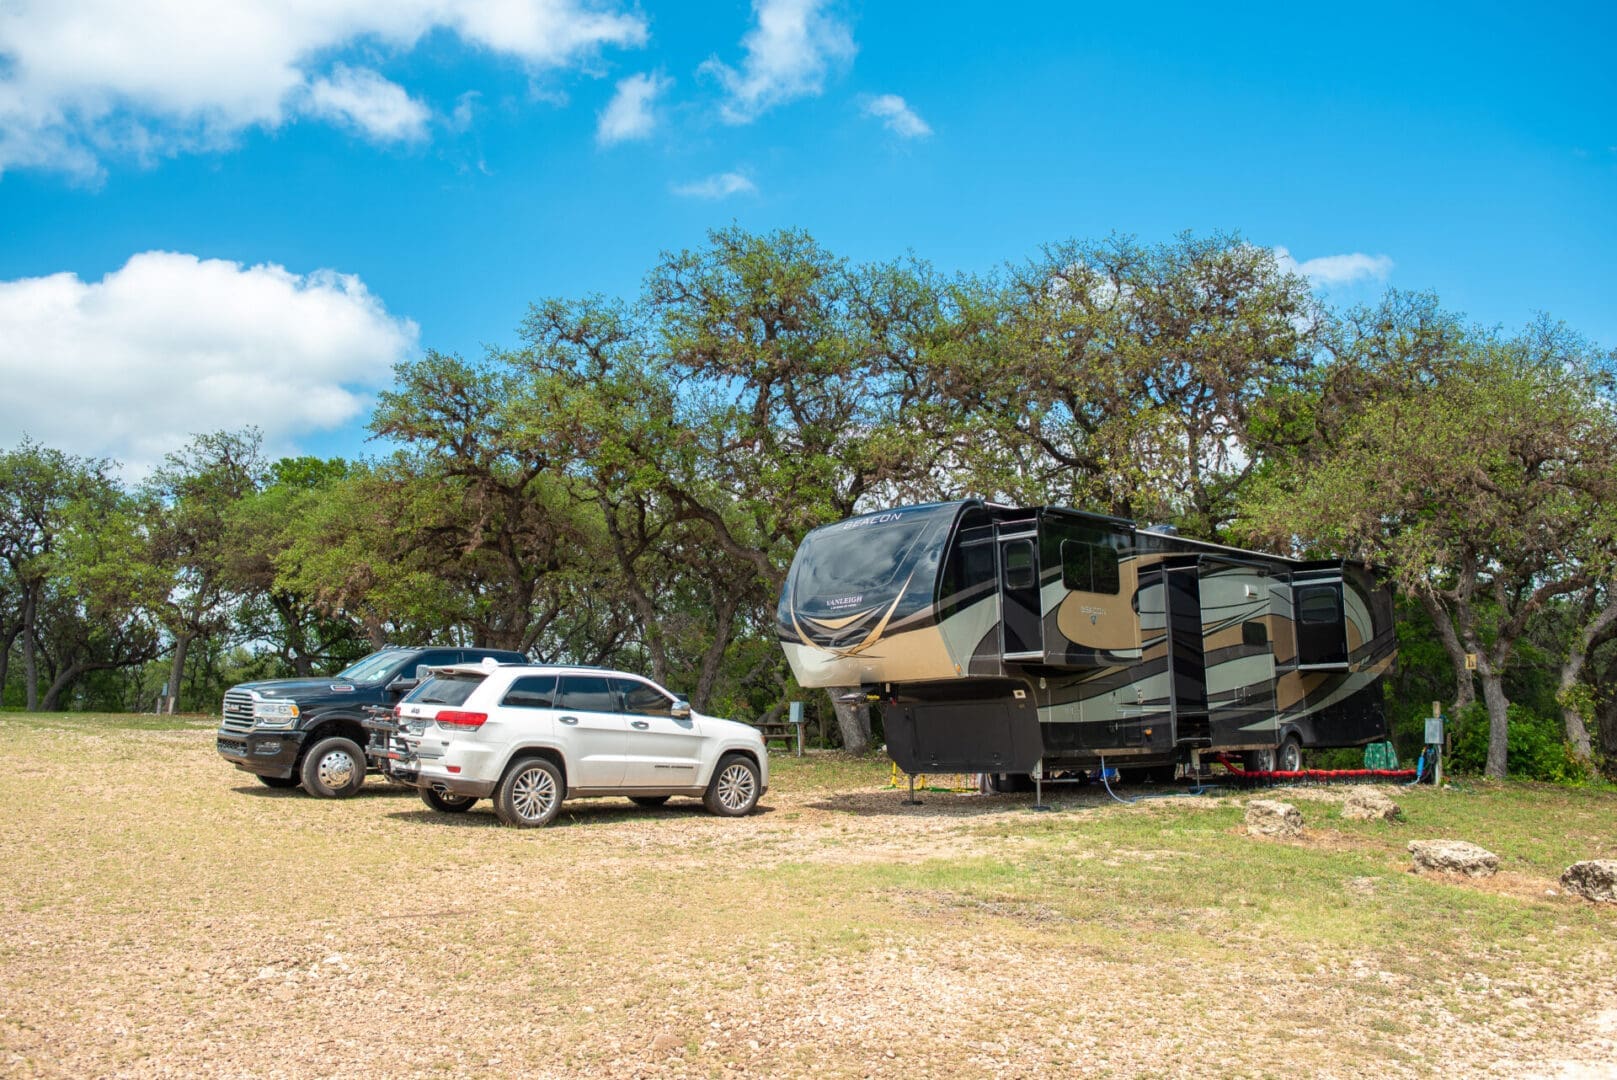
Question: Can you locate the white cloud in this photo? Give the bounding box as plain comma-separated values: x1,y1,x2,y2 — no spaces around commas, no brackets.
0,252,418,473
1274,246,1395,288
860,93,929,138
700,0,856,123
670,171,757,199
0,0,649,176
596,72,670,146
305,65,430,143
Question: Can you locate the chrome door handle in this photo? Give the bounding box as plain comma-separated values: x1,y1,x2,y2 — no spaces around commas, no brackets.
631,720,650,729
559,716,579,725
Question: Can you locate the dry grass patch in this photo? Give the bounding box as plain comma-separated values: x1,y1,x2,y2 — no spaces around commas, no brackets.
1,715,1614,1078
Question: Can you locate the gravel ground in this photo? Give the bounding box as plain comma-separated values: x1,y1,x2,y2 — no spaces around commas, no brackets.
1,723,1614,1078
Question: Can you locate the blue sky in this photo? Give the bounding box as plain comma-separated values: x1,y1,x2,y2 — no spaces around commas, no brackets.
1,0,1613,472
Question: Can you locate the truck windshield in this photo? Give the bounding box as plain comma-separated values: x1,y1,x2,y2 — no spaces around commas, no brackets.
333,650,410,685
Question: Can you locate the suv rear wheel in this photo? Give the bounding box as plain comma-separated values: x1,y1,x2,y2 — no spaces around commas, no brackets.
703,754,760,817
494,757,565,828
421,784,477,813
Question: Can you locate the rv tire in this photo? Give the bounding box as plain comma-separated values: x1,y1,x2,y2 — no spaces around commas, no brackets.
1276,736,1304,773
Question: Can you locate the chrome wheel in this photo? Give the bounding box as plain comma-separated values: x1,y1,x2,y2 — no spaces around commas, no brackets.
1276,739,1303,772
317,749,357,789
715,762,756,812
510,764,558,822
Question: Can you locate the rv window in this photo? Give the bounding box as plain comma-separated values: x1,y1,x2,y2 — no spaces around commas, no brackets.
794,518,934,599
1242,620,1268,647
1061,541,1120,595
1298,587,1341,625
1004,541,1035,589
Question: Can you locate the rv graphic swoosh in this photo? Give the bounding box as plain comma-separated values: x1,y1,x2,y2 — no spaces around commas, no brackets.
802,608,876,631
791,574,913,659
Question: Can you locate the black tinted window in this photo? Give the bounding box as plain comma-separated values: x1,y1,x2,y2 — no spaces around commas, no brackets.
1061,541,1120,595
615,678,673,716
1004,541,1036,590
1242,620,1269,647
1298,587,1341,625
558,675,618,712
407,673,484,706
793,507,952,601
502,675,558,709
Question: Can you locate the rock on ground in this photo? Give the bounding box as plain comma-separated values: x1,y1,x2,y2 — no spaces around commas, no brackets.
1408,839,1499,877
1341,787,1401,822
1245,799,1302,838
1559,860,1617,903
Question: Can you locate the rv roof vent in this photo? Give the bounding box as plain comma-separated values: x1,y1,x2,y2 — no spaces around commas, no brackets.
1144,523,1179,535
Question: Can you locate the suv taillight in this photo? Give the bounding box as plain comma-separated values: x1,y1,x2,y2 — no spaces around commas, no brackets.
436,710,488,730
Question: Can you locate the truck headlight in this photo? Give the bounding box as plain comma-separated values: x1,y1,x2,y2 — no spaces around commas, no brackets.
252,699,300,728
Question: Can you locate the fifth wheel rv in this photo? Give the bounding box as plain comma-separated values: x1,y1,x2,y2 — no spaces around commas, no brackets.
777,500,1394,784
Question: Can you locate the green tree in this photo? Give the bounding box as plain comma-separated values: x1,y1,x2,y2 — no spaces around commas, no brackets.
939,232,1321,536
145,430,264,710
1239,313,1617,777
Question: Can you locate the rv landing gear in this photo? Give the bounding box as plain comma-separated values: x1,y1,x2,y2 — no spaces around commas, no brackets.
902,774,922,806
1031,773,1052,812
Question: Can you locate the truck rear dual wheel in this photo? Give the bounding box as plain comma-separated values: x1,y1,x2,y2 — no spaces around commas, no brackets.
299,736,368,799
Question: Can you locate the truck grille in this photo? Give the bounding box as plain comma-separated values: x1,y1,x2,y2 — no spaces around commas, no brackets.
220,690,255,735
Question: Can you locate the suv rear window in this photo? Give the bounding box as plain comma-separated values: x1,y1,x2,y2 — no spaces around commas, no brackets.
558,675,618,712
407,673,485,707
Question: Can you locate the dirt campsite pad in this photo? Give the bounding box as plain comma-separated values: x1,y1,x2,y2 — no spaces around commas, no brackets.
2,713,1615,1078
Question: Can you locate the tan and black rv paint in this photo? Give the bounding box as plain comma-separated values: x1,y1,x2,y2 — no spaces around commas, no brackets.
777,500,1395,781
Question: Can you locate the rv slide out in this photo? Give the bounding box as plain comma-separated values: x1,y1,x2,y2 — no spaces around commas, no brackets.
777,500,1395,781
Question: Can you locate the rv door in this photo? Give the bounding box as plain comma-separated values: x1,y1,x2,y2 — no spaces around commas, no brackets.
997,534,1043,660
1294,573,1349,669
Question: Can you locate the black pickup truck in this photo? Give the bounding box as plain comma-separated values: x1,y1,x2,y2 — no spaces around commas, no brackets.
215,645,527,797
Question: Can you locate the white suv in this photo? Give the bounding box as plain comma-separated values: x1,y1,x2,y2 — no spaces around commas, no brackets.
379,662,768,827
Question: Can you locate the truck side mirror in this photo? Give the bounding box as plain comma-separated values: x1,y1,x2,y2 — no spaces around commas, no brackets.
670,699,692,719
387,676,419,695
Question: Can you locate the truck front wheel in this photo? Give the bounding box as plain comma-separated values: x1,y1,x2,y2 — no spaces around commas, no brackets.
300,736,368,798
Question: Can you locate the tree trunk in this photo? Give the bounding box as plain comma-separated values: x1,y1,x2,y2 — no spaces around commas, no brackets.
167,631,194,714
1478,664,1511,779
22,584,38,711
0,618,19,703
40,660,87,711
691,594,739,712
1559,593,1617,766
1419,593,1475,712
828,688,871,754
362,614,387,651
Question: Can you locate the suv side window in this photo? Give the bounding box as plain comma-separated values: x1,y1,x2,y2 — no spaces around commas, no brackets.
557,675,619,712
615,678,673,716
502,675,559,709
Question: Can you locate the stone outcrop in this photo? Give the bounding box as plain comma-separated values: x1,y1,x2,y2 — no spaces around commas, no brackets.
1341,787,1401,822
1245,799,1302,838
1408,839,1498,877
1560,860,1617,903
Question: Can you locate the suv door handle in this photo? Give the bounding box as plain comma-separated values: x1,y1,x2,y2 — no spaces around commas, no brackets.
559,716,579,725
630,720,650,729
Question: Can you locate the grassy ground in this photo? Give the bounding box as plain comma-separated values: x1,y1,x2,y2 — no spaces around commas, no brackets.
1,713,1613,1078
